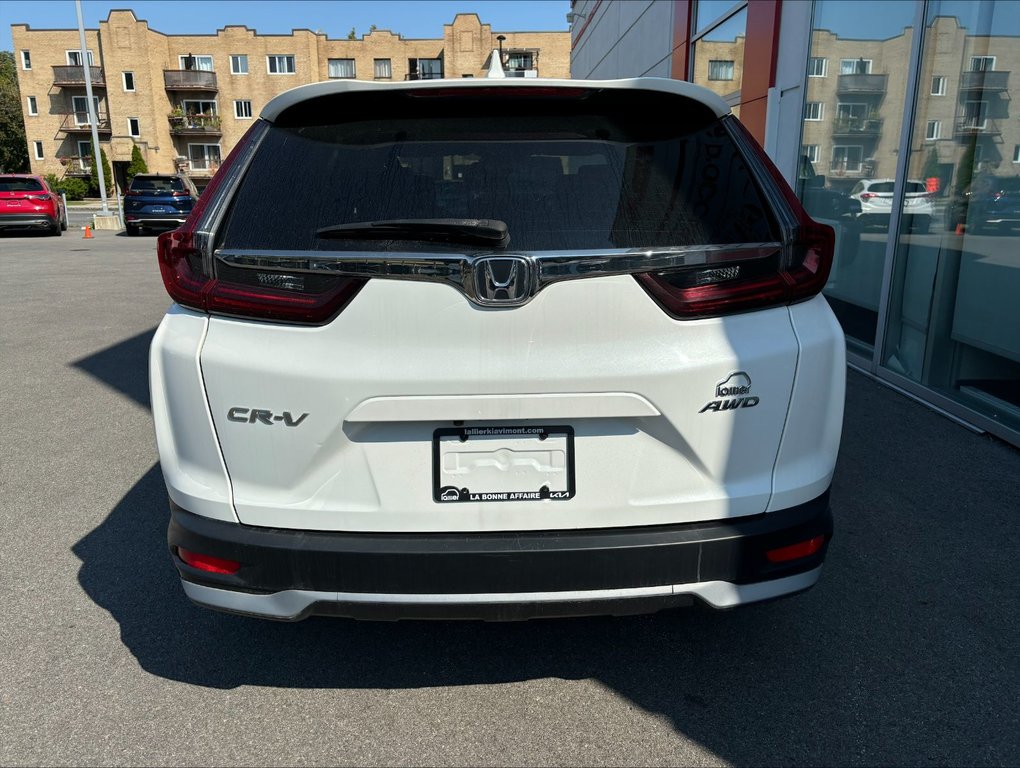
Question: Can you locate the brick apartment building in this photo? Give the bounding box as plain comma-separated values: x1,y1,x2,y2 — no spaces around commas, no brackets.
11,9,570,187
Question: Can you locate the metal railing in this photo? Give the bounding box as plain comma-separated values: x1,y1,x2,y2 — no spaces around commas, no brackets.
163,69,218,90
955,117,1000,134
959,70,1010,92
52,65,105,86
58,112,111,132
831,116,883,136
168,113,222,134
836,73,888,93
58,156,91,175
404,72,444,80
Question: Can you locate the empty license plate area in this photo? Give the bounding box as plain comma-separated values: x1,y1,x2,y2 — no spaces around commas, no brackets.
433,426,575,503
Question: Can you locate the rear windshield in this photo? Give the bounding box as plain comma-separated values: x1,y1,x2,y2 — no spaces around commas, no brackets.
0,178,44,192
220,88,778,252
130,176,185,192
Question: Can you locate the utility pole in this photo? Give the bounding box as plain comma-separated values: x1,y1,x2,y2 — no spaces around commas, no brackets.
76,0,109,214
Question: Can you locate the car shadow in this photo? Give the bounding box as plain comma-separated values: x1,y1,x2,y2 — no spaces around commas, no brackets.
70,318,1019,763
71,328,155,409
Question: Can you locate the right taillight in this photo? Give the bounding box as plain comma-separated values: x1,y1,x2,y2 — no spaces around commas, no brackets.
636,118,834,320
157,123,366,324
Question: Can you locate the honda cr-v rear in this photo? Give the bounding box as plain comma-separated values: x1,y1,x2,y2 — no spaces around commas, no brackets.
151,78,845,621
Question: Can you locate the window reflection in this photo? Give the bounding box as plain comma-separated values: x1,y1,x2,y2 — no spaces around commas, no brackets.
883,1,1020,433
797,0,916,354
691,6,747,117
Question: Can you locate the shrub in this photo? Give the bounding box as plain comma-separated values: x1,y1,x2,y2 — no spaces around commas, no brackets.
88,148,113,196
44,172,88,201
126,144,148,185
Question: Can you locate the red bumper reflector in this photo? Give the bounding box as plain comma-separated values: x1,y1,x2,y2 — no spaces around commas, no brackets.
766,535,825,563
177,548,241,574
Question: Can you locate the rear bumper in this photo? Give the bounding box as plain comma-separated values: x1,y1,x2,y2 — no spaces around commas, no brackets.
168,490,833,620
0,213,57,229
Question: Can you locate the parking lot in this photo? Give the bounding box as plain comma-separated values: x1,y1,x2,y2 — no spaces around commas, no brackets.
1,229,1017,766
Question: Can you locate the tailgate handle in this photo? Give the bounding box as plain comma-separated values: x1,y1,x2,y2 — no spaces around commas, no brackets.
345,393,660,423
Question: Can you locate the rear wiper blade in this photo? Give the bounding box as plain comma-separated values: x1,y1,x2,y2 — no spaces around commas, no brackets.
315,218,509,248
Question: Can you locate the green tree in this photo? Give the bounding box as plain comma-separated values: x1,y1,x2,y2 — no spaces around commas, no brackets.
44,173,87,200
0,51,30,173
125,143,148,185
88,147,113,196
347,27,357,40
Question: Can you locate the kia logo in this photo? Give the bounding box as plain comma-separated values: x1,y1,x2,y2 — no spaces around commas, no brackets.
472,256,534,306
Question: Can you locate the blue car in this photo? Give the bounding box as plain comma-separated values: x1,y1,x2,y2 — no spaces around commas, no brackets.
124,173,199,236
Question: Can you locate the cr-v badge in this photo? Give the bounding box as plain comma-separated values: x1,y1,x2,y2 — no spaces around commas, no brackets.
700,372,760,413
227,407,308,426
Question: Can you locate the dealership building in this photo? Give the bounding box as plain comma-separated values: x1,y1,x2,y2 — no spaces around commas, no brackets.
571,0,1020,447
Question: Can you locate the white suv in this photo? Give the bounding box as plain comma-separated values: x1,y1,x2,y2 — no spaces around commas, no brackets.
849,178,934,232
151,78,845,621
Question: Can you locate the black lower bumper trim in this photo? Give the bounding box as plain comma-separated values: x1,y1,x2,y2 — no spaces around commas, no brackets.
168,492,832,596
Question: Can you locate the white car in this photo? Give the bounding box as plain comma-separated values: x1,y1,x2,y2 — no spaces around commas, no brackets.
849,178,934,232
151,77,845,621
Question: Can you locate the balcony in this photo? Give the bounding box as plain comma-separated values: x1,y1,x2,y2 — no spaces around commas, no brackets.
57,156,91,176
163,69,218,91
955,118,1001,136
168,113,222,135
57,112,111,133
959,70,1010,92
404,72,444,80
831,116,883,137
837,73,888,95
179,158,220,177
52,65,105,87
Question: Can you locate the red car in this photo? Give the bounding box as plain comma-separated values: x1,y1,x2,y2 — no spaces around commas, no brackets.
0,175,68,236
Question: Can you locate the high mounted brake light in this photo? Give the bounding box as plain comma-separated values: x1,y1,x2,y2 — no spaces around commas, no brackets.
157,123,366,324
636,118,833,320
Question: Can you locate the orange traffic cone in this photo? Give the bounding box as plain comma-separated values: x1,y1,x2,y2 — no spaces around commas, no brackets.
955,223,965,235
83,225,93,239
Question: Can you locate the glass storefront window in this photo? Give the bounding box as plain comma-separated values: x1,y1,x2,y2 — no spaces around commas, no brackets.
882,0,1020,434
797,0,916,356
691,6,747,116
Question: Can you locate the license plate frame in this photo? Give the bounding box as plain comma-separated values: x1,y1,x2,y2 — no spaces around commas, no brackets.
432,425,575,503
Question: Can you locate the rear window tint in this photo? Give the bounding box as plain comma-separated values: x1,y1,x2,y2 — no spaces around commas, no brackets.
220,88,778,252
130,176,185,192
0,178,44,192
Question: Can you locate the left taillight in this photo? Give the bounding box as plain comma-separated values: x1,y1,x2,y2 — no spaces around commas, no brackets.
157,123,366,324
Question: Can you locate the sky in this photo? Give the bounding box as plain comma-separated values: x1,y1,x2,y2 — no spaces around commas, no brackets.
0,0,571,50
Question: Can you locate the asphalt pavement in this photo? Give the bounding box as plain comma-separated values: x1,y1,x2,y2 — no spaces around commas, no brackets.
1,229,1018,766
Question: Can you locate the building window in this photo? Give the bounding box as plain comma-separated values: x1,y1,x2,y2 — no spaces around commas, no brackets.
1012,145,1020,163
408,57,443,80
179,55,213,71
926,120,941,140
33,141,43,160
808,57,827,77
840,58,871,75
234,100,252,119
181,99,217,116
708,60,735,81
21,51,31,70
964,100,988,129
128,118,140,137
802,144,819,164
374,58,392,79
804,102,824,121
188,143,222,172
71,95,101,125
267,55,296,74
123,71,135,91
831,145,863,173
970,55,995,72
230,55,248,74
66,50,95,66
507,51,535,72
27,96,37,115
327,58,356,79
931,75,946,96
